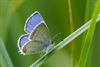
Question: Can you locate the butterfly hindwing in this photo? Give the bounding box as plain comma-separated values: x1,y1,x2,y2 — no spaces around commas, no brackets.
18,34,29,49
22,40,47,54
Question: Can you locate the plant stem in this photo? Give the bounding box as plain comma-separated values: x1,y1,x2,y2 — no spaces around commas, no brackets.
68,0,75,67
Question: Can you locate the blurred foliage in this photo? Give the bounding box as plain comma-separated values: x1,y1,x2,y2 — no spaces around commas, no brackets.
0,39,13,67
0,0,100,67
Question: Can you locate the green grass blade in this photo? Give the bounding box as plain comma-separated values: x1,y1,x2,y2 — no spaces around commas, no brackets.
0,39,14,67
84,0,95,22
78,1,100,67
30,14,100,67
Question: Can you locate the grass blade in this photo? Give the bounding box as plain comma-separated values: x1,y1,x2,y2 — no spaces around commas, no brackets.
0,39,14,67
30,14,100,67
78,1,100,67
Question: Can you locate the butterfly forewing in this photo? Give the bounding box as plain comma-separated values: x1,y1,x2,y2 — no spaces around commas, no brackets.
24,11,43,33
29,22,51,44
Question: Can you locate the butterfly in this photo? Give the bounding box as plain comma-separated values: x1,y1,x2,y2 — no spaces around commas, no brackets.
17,11,53,55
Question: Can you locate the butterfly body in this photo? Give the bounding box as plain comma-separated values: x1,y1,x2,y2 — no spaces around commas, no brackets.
17,11,53,55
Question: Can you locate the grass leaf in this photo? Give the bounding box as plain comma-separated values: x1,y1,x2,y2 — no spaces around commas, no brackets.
78,0,100,67
0,39,14,67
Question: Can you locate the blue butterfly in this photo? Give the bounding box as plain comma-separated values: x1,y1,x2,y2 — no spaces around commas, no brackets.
17,11,53,55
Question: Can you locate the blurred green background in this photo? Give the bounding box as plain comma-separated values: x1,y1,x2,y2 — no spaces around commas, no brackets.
0,0,100,67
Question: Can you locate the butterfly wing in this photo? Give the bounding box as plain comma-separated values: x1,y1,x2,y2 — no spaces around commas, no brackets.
18,34,44,55
18,34,29,49
24,11,51,43
22,40,47,54
18,34,30,55
30,22,51,43
24,11,44,33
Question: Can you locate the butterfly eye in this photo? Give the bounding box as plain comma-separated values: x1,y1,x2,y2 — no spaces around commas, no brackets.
51,41,53,44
